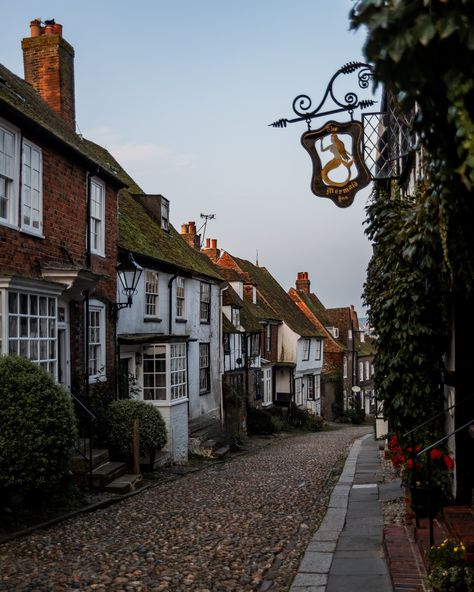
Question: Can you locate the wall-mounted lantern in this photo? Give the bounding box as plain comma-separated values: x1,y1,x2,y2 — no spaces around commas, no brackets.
112,252,143,313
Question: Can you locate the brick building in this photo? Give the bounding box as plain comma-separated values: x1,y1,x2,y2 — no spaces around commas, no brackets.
0,20,124,398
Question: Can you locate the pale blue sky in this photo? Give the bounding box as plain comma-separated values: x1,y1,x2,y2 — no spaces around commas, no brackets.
1,1,375,314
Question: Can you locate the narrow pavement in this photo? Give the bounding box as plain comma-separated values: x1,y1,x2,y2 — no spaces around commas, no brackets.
290,434,392,592
0,425,370,591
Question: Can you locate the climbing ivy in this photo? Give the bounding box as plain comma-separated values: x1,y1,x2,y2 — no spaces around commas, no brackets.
350,1,474,433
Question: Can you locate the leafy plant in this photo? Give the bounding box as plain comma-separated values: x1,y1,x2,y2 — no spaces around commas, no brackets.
0,355,77,500
427,538,474,592
108,400,167,470
246,406,275,435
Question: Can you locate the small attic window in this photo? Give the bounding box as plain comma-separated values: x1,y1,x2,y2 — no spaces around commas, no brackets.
326,326,339,339
161,197,169,231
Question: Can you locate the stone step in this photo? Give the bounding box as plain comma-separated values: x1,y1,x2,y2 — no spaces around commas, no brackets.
71,448,109,474
91,461,127,490
213,445,230,459
104,473,144,494
442,506,474,564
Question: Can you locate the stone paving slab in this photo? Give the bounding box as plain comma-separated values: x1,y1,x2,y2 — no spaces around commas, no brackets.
326,573,393,592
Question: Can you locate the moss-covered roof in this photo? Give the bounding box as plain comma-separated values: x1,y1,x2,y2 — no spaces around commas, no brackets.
118,191,223,281
357,335,377,356
222,315,239,334
230,256,323,338
0,63,125,186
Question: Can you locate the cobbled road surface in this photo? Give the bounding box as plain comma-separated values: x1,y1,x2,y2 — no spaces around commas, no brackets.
0,425,370,592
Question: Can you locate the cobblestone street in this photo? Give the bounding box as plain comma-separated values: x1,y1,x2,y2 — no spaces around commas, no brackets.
0,425,370,592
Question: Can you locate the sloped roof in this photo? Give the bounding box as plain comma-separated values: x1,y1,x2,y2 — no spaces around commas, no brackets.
0,63,124,186
118,191,223,281
358,335,377,357
288,288,344,353
230,256,323,338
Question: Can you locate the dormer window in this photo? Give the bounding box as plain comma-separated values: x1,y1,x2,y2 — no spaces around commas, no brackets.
326,326,339,339
161,197,169,231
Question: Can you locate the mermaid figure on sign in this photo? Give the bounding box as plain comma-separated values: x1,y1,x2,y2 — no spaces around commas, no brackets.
320,133,353,187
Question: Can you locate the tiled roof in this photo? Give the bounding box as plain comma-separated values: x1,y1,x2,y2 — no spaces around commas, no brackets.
288,288,344,353
229,257,323,338
222,315,239,334
0,63,125,186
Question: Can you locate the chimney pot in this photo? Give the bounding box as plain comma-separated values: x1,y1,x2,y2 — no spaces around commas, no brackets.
30,19,42,37
181,224,189,234
53,23,63,36
211,239,217,249
205,238,211,248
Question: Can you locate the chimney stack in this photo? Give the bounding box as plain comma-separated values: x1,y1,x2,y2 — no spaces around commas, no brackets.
295,271,311,295
180,220,201,250
22,19,76,130
202,237,221,262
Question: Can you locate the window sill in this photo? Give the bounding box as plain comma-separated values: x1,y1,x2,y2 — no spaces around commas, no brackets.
175,318,187,324
144,317,162,323
145,398,188,407
200,320,210,325
199,390,210,396
89,376,108,385
20,228,45,239
90,250,106,259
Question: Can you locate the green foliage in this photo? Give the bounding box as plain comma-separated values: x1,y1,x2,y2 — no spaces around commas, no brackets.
350,1,474,434
341,396,366,425
0,355,77,497
428,539,474,591
287,403,325,431
108,400,167,462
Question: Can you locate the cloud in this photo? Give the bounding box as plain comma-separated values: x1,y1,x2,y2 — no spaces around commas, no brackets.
83,126,193,172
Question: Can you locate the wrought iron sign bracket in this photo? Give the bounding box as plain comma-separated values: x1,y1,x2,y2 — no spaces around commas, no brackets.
269,62,376,208
269,62,375,131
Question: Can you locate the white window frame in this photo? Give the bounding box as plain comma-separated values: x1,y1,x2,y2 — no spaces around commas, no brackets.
314,338,322,361
231,307,240,329
144,270,159,317
21,139,43,235
199,342,210,394
263,367,272,406
365,361,370,381
295,377,303,406
176,277,185,318
161,197,169,231
88,299,106,382
142,343,188,403
315,374,321,400
0,118,20,228
89,177,105,256
200,282,211,323
265,324,271,352
306,374,315,400
5,289,57,378
359,361,364,382
302,338,310,361
343,355,348,378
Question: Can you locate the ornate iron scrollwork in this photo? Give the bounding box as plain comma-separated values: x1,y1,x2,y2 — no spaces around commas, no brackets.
269,62,375,130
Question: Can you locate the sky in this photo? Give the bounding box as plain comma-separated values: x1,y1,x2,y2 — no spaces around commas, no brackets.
1,1,376,315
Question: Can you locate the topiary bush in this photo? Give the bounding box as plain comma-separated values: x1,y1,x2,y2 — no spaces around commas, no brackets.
0,355,77,502
108,400,167,470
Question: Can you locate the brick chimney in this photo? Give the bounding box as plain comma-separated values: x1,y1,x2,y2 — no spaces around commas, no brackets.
201,238,220,262
180,220,201,250
295,271,311,295
22,19,76,130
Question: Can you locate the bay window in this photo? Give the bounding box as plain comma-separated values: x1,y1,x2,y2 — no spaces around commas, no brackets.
143,342,187,402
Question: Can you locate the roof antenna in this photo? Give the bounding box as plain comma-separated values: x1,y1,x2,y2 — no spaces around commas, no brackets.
199,213,215,247
256,250,259,266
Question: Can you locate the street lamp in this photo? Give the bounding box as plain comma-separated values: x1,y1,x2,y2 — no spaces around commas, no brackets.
113,252,143,312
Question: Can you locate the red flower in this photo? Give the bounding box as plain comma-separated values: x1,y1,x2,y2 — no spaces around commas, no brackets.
415,444,422,452
444,455,454,469
407,458,414,469
430,448,443,460
406,447,413,453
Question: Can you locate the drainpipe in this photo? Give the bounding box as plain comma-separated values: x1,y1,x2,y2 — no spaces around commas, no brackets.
168,272,178,335
219,286,228,427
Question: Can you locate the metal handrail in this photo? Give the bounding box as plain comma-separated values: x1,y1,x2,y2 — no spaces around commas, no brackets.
415,417,474,547
70,393,97,489
402,393,474,439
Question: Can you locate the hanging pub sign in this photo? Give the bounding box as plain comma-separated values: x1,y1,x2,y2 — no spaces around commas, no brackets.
301,120,370,208
269,62,375,208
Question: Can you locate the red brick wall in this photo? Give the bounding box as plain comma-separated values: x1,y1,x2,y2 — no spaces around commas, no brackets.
22,34,76,129
0,122,119,395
